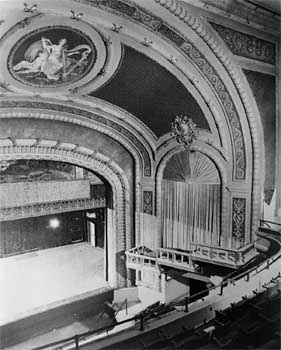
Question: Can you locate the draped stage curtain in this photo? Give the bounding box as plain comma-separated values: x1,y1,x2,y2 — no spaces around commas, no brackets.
161,151,221,250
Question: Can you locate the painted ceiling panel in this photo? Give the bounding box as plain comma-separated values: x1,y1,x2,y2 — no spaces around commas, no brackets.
91,46,209,137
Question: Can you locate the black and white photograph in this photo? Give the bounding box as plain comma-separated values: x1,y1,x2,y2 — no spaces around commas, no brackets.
0,0,280,349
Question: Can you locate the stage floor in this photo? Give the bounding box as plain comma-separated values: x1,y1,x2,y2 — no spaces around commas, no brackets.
0,242,106,325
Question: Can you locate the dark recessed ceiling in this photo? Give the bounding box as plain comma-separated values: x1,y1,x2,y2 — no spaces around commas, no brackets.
90,45,209,137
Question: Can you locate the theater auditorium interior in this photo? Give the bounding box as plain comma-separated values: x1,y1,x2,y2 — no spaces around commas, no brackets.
0,0,280,349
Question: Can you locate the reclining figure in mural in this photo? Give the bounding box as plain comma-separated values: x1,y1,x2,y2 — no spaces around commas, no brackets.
13,37,92,82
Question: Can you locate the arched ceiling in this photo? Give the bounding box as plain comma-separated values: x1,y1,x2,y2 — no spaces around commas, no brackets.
0,0,270,238
0,1,210,139
92,45,210,137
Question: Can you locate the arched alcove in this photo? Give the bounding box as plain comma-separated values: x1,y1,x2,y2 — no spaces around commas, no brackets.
161,150,221,249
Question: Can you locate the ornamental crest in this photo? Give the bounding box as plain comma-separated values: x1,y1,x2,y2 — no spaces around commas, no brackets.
171,115,199,149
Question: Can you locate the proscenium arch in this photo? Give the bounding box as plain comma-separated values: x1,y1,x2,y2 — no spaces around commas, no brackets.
0,97,156,246
0,142,131,288
0,0,265,237
156,143,231,248
3,0,251,180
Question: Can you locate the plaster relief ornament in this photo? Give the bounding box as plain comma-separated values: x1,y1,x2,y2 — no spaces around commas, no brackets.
171,115,199,149
9,27,96,87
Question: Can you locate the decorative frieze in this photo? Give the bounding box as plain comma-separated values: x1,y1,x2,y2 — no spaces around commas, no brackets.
132,8,162,30
232,198,246,247
143,190,153,215
211,23,275,65
0,197,106,221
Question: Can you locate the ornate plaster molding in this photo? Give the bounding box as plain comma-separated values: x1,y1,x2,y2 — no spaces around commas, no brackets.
210,22,275,65
0,100,152,177
0,14,123,96
0,197,106,221
232,197,246,247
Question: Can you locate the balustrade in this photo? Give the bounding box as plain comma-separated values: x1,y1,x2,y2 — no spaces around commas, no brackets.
125,246,157,269
126,241,257,273
156,247,196,271
190,242,257,268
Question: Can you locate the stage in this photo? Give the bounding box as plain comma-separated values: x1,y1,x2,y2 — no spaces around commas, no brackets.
0,242,106,326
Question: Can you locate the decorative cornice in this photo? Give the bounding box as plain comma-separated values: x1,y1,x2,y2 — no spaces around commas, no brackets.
0,100,152,177
210,22,275,65
0,197,106,221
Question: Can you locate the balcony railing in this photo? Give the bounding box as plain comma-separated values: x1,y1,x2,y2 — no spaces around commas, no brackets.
156,247,196,271
31,223,281,350
190,241,257,268
126,240,257,272
126,246,157,269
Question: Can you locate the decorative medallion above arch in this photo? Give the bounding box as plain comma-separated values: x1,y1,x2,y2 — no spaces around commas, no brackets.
9,26,96,87
0,15,122,95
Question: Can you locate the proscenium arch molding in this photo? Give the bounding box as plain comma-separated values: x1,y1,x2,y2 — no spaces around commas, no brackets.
0,141,130,288
29,0,261,236
0,0,264,237
2,1,256,178
0,98,153,177
0,97,156,248
156,143,232,248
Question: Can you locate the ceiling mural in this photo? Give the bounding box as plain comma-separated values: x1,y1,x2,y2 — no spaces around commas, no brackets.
8,26,96,87
0,16,122,95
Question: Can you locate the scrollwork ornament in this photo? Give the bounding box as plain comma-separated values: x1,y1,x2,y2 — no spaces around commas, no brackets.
171,115,199,149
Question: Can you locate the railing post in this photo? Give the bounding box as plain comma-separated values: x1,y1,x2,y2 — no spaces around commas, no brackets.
75,335,79,350
219,284,224,296
140,315,144,331
185,297,189,312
